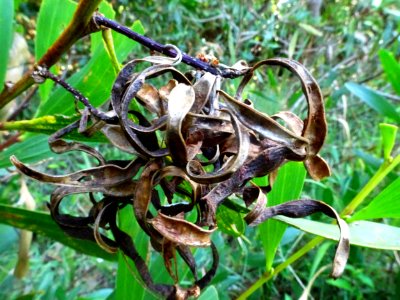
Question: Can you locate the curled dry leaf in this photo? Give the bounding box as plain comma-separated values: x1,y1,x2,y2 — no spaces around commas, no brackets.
149,212,215,247
9,45,348,299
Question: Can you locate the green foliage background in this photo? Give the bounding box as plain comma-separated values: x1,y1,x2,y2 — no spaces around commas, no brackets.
0,0,399,299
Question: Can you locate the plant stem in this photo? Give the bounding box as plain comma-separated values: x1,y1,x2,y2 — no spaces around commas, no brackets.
93,15,248,79
341,154,400,217
102,28,122,74
237,236,324,299
0,0,102,109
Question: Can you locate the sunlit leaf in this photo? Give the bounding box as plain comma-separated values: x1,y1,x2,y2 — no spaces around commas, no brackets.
345,82,400,123
275,216,400,250
0,204,116,260
350,177,400,221
0,115,108,143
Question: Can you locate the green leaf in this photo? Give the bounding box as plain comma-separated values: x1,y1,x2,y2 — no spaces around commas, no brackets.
0,204,116,261
0,0,14,93
379,49,400,95
326,278,354,292
198,286,219,300
345,82,400,123
35,0,77,101
37,20,145,117
216,204,245,238
115,206,158,300
0,115,108,143
275,216,400,250
349,177,400,221
379,123,398,160
259,162,306,271
0,134,52,169
299,23,323,37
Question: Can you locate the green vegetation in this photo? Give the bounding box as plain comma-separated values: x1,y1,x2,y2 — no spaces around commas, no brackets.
0,0,399,299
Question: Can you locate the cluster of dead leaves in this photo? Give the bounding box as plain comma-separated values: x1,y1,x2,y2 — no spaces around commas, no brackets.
11,53,349,299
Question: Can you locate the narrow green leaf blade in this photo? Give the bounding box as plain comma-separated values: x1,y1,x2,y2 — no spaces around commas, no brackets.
115,206,157,300
299,23,323,37
35,0,77,101
0,115,108,143
350,177,400,221
275,216,400,250
0,0,14,92
379,49,400,95
0,134,52,168
345,82,400,123
259,162,306,270
0,204,116,260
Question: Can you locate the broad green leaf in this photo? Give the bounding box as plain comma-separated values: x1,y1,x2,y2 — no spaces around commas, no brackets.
216,204,245,238
0,0,13,93
0,115,108,143
299,23,323,37
0,204,116,261
379,49,400,95
275,216,400,250
35,0,77,101
349,177,400,221
345,82,400,123
0,134,51,168
198,286,219,300
37,20,145,117
259,162,306,271
379,123,398,160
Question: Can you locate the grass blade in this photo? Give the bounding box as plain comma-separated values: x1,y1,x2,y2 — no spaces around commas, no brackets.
275,216,400,250
345,82,400,123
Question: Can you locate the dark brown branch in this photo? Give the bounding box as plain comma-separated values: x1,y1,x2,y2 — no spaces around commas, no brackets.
93,15,249,79
0,0,103,109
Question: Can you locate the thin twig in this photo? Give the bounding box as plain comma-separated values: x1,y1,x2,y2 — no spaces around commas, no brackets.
93,15,249,79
